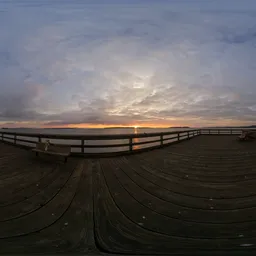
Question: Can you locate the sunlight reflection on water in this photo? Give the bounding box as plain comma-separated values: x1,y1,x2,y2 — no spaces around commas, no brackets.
0,127,193,153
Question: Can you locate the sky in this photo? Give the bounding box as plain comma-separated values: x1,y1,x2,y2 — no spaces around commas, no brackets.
1,0,256,128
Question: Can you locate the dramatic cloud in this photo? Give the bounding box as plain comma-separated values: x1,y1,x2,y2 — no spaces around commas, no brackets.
1,0,256,127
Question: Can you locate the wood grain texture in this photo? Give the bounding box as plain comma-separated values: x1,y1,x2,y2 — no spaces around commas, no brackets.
2,136,256,255
0,142,95,253
94,136,256,254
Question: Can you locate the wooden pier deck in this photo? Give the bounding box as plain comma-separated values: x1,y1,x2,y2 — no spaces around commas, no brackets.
1,135,256,255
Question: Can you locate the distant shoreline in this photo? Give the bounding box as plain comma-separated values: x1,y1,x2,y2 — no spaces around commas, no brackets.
1,126,191,130
2,125,256,130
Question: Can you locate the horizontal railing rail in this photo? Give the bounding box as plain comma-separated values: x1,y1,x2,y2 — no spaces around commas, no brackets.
200,128,256,135
0,129,200,156
0,128,252,156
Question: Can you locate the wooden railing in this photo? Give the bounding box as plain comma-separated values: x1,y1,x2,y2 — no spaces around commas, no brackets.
0,128,252,156
200,128,256,135
0,129,200,156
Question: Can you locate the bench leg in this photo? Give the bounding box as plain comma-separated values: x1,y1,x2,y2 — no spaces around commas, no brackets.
64,157,67,163
36,152,38,156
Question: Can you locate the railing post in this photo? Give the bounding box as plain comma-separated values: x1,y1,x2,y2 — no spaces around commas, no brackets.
231,129,233,135
218,129,220,135
0,129,208,156
129,137,133,152
160,134,163,146
81,139,85,153
209,129,211,135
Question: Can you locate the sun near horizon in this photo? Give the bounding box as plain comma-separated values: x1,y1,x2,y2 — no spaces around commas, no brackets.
1,120,255,129
0,122,177,129
1,0,256,128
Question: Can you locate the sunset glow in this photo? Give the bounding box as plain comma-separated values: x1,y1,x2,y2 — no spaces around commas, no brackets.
1,0,256,128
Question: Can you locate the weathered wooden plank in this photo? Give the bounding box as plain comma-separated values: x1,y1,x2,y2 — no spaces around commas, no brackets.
118,160,256,210
2,136,256,254
110,158,256,224
100,158,256,239
0,164,60,207
0,163,73,221
93,159,256,254
0,160,95,254
133,154,256,182
0,160,82,238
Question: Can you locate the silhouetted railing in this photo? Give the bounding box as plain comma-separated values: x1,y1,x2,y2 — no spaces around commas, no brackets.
200,128,256,135
0,128,250,156
0,129,200,156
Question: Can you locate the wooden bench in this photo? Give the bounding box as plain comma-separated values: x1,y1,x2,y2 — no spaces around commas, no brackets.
32,142,71,162
238,130,256,141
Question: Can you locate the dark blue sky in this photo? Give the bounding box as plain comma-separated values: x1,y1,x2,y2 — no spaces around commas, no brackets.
1,0,256,127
